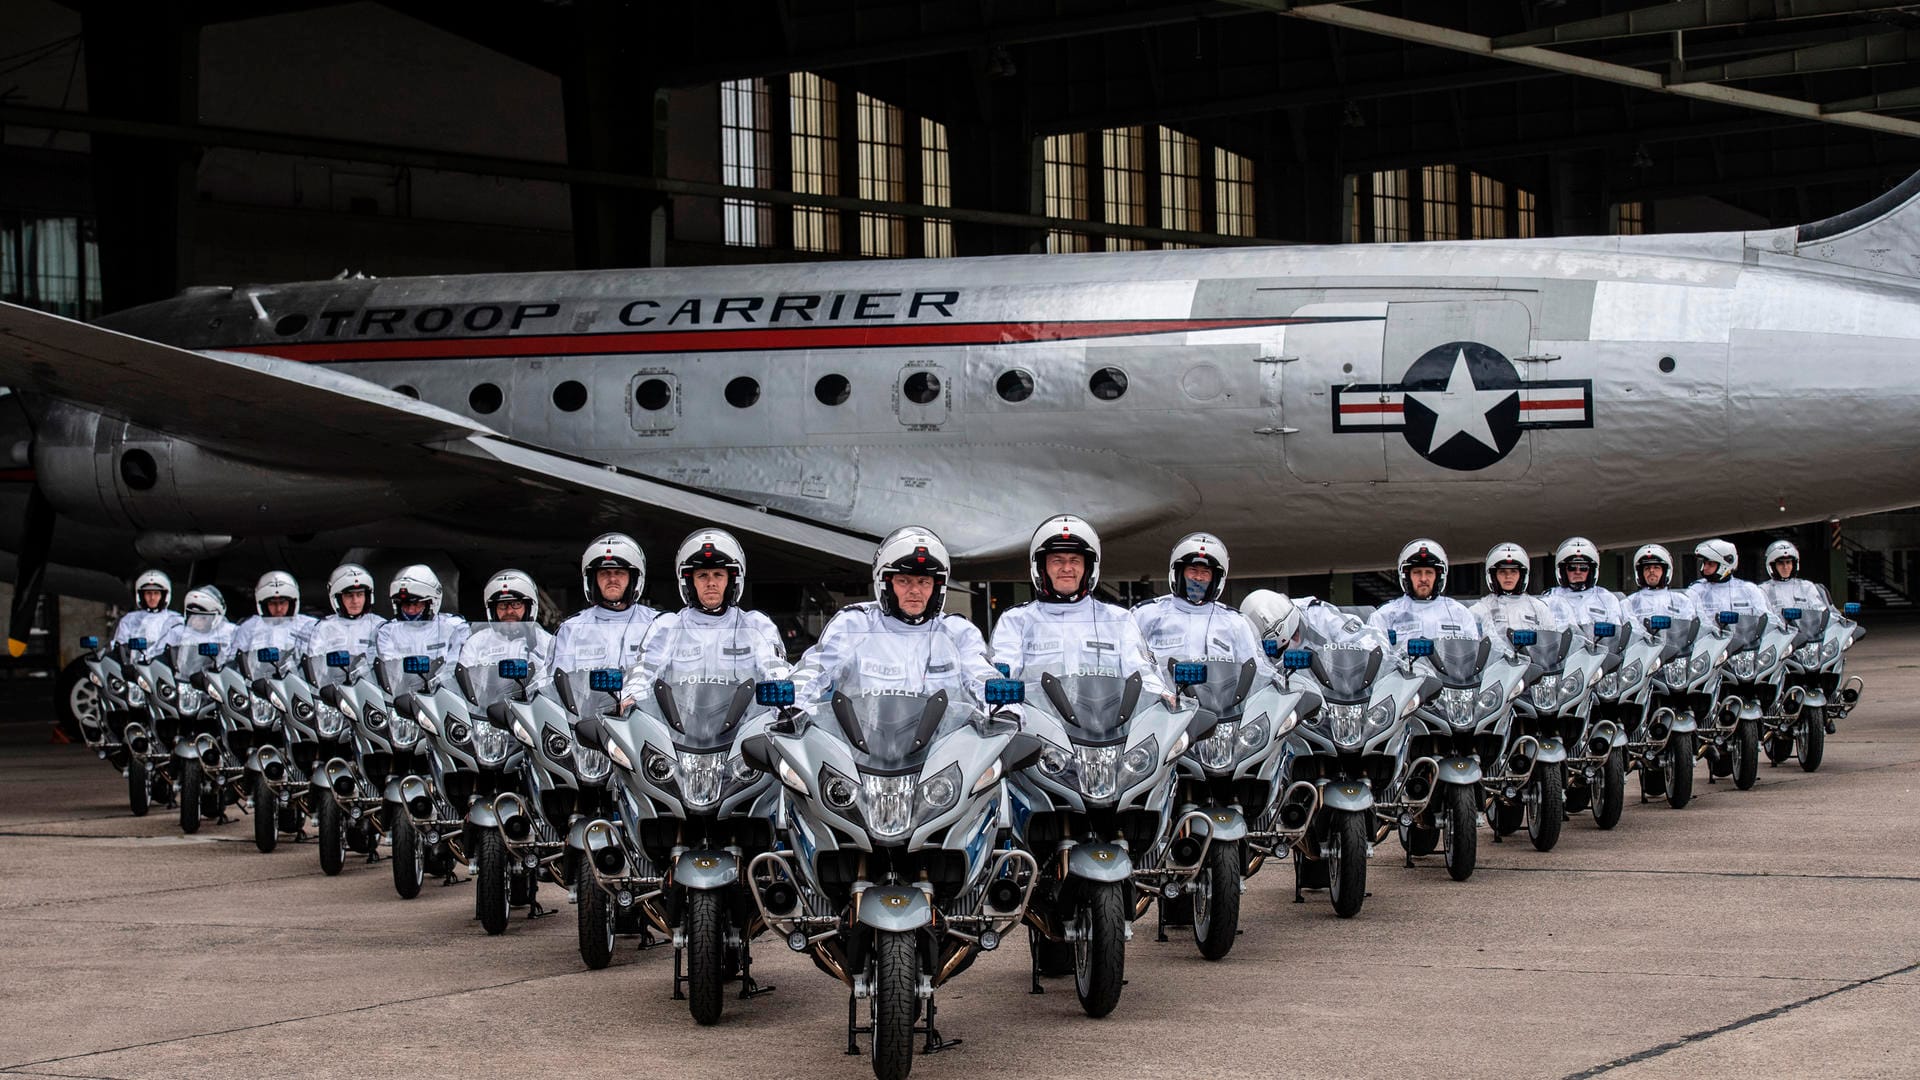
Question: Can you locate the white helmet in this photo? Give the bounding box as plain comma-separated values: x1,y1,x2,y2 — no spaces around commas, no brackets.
871,525,950,625
183,584,226,618
1029,514,1101,603
676,528,746,613
1694,539,1738,583
1484,542,1530,596
1553,536,1601,591
254,570,300,616
389,564,443,620
1633,544,1675,590
1765,539,1800,580
1397,538,1449,597
483,569,539,622
133,569,173,610
581,532,645,609
1167,532,1229,606
327,563,377,618
1241,589,1300,647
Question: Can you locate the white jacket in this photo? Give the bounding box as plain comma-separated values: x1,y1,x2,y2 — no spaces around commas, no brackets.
232,614,319,658
990,596,1169,697
791,602,1000,707
629,606,791,689
157,617,238,661
305,613,387,660
459,622,556,682
1469,594,1564,654
1760,577,1833,616
1366,596,1483,650
374,613,470,664
1621,587,1701,628
1542,586,1628,631
112,609,184,654
1130,595,1273,680
1685,578,1772,623
1289,597,1392,650
551,604,658,676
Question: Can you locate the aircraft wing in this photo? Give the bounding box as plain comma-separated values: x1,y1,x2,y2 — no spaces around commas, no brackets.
0,302,875,573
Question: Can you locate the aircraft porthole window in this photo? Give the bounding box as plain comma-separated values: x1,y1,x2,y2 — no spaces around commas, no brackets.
1658,355,1677,373
469,382,504,414
903,371,942,405
393,384,419,399
1089,367,1129,401
274,313,308,336
996,369,1034,403
552,380,588,412
725,376,761,408
635,378,672,411
120,449,157,491
814,373,850,406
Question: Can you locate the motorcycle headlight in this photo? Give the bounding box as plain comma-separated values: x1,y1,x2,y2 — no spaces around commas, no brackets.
108,676,126,695
252,698,279,728
1472,686,1502,716
1559,672,1584,700
1195,721,1237,770
1322,702,1364,749
730,756,757,783
860,773,917,839
1730,652,1757,679
918,763,962,818
446,720,469,745
471,723,511,765
1689,654,1711,679
1623,660,1643,686
229,692,252,716
315,702,347,738
571,746,612,783
1121,736,1159,782
389,715,420,748
1365,701,1394,729
1038,747,1072,777
293,699,314,721
1438,687,1476,727
1596,672,1620,699
1822,639,1841,661
1235,714,1271,759
673,750,729,808
821,767,858,810
1074,745,1120,800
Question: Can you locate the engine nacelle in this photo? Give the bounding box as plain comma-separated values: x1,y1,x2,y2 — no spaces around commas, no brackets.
34,401,448,534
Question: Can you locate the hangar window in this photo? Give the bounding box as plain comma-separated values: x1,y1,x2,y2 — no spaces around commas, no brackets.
635,378,672,411
1,214,102,320
996,369,1035,403
552,380,588,412
1159,127,1203,248
857,93,907,258
814,373,850,406
1215,150,1255,238
1370,170,1411,242
1613,202,1646,235
725,376,761,408
903,371,941,404
921,119,954,258
720,78,774,248
1089,367,1128,401
1102,126,1148,252
790,72,841,254
1517,190,1538,239
468,383,503,415
1423,165,1459,240
1043,133,1091,253
1470,173,1506,239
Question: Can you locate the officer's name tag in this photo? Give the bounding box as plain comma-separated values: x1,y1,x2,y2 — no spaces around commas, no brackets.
1085,640,1116,653
723,646,753,657
674,647,705,661
926,661,954,675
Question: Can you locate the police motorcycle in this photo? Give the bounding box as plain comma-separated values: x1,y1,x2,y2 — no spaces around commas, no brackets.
541,666,647,969
1770,602,1864,772
1631,613,1734,810
1279,636,1438,916
375,648,471,899
82,635,176,816
232,630,326,853
737,673,1039,1080
1562,621,1634,831
1158,652,1320,960
569,666,784,1026
1490,627,1606,852
309,649,414,877
1703,610,1793,792
1398,632,1530,879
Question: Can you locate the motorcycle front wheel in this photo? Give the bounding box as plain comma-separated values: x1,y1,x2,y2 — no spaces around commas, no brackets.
391,813,424,899
1593,748,1625,830
317,791,344,876
127,757,149,818
1442,784,1478,882
1072,881,1127,1018
1327,809,1370,918
1527,763,1564,852
1192,838,1241,960
578,876,615,970
477,830,510,935
178,758,202,834
871,929,919,1080
1733,719,1760,790
1798,708,1826,772
687,888,727,1025
253,773,278,853
1664,731,1695,809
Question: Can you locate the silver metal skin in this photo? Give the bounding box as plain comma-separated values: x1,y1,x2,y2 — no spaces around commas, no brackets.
13,174,1920,582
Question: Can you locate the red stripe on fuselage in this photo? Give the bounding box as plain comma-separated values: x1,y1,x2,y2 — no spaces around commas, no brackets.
1339,403,1405,414
224,316,1375,363
1520,399,1587,411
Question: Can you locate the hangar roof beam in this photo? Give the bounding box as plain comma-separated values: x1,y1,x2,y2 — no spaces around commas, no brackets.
1488,0,1915,50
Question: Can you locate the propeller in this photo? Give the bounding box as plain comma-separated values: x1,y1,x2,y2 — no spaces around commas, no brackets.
8,483,54,658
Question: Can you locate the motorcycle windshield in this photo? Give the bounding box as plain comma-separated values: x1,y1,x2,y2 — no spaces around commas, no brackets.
458,623,547,707
1791,607,1830,646
1655,618,1699,662
1725,613,1767,653
557,668,623,718
645,679,756,753
378,622,450,693
167,644,220,677
644,621,780,683
240,617,304,679
1310,646,1384,703
1525,630,1571,674
828,690,973,772
304,653,356,688
1430,637,1490,687
1029,672,1139,743
1171,659,1255,718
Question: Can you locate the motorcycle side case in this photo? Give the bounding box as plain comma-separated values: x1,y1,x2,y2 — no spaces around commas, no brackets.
672,848,740,890
1191,806,1248,842
1066,841,1134,883
1436,754,1484,785
856,884,934,931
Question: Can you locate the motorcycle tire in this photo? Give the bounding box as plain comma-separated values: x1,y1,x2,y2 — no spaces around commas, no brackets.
1193,839,1241,961
871,929,918,1080
1563,779,1590,815
1073,882,1128,1018
1765,733,1793,765
391,813,424,899
578,877,615,970
1527,763,1564,853
1733,719,1760,791
1492,797,1523,837
477,830,510,936
127,757,150,818
687,888,727,1025
1032,927,1075,977
1664,731,1695,810
1442,784,1478,882
317,792,344,876
1402,821,1439,858
253,773,278,853
1328,810,1370,918
510,865,535,908
1798,708,1826,772
1593,748,1625,831
179,758,202,835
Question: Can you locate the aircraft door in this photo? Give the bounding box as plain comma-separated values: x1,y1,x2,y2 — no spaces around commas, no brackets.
1279,301,1390,482
1381,299,1534,480
628,371,678,435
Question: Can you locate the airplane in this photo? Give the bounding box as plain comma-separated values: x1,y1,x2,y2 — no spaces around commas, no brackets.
4,168,1920,659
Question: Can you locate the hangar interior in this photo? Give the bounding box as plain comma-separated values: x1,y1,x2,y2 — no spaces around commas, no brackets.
3,0,1917,669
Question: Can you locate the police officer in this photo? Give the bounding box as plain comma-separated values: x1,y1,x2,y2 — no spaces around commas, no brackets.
458,569,554,680
1130,533,1271,680
232,571,319,658
305,563,387,661
1686,539,1770,619
112,569,185,655
158,585,238,656
373,564,469,663
1366,539,1483,648
1241,590,1390,651
990,515,1170,701
1760,539,1834,616
550,533,657,678
1621,545,1701,626
628,529,789,692
1541,537,1631,636
1468,542,1563,650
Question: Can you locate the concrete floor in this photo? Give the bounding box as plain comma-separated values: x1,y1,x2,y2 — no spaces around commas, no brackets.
2,629,1917,1080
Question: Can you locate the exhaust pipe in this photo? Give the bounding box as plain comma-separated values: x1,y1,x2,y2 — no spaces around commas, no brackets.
1646,707,1675,746
1164,809,1215,873
1840,675,1863,705
1401,756,1440,812
1275,779,1321,833
1586,720,1618,760
1780,685,1806,720
1506,735,1540,786
582,818,627,877
1715,696,1745,729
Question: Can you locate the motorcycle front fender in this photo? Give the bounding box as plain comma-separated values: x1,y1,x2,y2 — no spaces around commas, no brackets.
1437,755,1483,786
566,816,591,852
173,737,201,761
466,798,502,830
1319,779,1375,813
672,849,740,891
855,885,933,932
1668,712,1699,734
1191,807,1248,842
1066,841,1134,883
1739,699,1764,721
1801,689,1828,707
382,777,407,806
1533,738,1567,765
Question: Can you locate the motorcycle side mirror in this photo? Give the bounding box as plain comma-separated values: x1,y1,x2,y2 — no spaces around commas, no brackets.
1282,648,1313,671
755,679,796,707
738,733,774,772
994,662,1011,677
1406,637,1434,658
326,650,353,669
1418,674,1443,700
1592,622,1616,640
1844,602,1862,617
573,715,608,752
588,668,624,693
1172,662,1209,688
984,677,1025,706
319,684,346,710
496,658,531,681
1717,610,1740,626
1262,639,1281,659
1780,608,1802,622
1002,733,1044,773
402,654,432,675
256,647,281,664
197,643,220,658
1648,615,1672,631
1508,629,1537,648
81,635,100,650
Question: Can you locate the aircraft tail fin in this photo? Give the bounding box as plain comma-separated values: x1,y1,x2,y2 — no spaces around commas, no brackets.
1789,170,1920,277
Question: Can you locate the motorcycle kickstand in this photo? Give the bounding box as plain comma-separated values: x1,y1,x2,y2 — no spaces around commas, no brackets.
1155,897,1169,942
739,944,773,999
921,994,960,1054
845,990,865,1055
672,946,686,1001
1027,934,1045,995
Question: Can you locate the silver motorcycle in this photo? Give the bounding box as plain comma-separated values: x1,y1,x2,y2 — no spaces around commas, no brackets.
1769,602,1865,771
